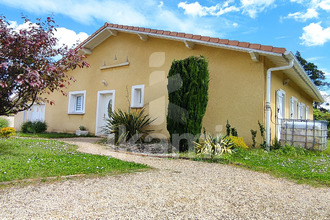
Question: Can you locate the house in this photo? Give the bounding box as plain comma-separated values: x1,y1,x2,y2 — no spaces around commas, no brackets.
15,23,324,146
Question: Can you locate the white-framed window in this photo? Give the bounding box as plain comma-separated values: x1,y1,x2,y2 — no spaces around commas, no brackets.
299,103,306,119
131,85,145,108
68,90,86,114
290,96,298,119
276,89,286,120
306,106,309,120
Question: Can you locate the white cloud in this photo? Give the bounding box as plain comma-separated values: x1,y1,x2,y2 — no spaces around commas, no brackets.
178,1,239,17
54,28,89,48
0,0,148,26
300,22,330,46
177,0,275,18
9,20,88,48
286,8,319,21
318,0,330,11
240,0,276,18
155,9,217,36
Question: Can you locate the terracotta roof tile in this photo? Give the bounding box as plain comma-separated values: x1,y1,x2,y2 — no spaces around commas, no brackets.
185,34,193,39
260,45,273,52
80,23,287,55
249,44,261,50
239,42,250,48
177,33,185,37
193,35,202,40
272,47,286,54
210,38,219,43
201,36,210,41
228,40,239,46
219,39,229,44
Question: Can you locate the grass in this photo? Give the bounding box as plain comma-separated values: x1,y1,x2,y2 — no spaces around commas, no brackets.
223,146,329,187
0,138,149,183
179,145,329,187
17,132,94,139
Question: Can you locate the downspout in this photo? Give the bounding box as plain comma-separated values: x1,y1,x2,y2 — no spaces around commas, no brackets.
265,52,294,150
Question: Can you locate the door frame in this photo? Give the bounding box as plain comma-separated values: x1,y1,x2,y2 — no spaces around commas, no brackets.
95,90,115,136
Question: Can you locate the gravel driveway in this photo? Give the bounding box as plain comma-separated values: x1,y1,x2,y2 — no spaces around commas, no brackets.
0,138,329,219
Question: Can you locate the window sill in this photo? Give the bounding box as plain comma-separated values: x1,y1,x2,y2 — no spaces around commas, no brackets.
68,112,85,115
130,106,144,109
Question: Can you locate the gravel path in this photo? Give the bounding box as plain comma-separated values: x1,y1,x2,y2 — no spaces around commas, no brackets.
0,138,329,219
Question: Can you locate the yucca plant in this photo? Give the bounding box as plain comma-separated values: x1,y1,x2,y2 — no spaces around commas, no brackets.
103,108,155,144
194,133,234,157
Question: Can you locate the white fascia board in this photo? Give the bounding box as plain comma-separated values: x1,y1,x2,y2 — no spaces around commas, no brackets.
284,51,324,102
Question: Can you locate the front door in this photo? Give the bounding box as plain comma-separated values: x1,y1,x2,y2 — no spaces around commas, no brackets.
26,104,45,122
95,90,115,135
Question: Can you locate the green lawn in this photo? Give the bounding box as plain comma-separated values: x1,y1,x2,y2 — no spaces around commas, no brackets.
185,144,329,187
222,146,329,187
0,138,149,183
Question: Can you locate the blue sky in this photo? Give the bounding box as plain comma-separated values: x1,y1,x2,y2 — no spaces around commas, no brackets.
1,0,330,96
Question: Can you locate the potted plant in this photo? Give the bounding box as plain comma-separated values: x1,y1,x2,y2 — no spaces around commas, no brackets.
76,126,89,136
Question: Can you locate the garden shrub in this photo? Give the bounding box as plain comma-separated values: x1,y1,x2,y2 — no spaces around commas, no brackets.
229,136,248,150
167,56,209,152
103,108,155,144
0,118,9,129
0,127,16,138
21,121,33,133
21,121,47,133
34,121,47,133
195,133,233,157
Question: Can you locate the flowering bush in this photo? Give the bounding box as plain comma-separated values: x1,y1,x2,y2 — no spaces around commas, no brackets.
0,127,16,138
229,136,249,150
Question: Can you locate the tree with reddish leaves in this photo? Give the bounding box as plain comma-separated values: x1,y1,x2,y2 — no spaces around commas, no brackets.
0,16,89,116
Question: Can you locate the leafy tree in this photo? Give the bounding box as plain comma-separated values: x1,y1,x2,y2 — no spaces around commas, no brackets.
0,16,89,116
167,56,209,152
313,108,330,137
295,51,329,88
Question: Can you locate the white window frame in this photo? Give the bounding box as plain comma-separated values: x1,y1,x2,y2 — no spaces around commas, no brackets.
68,90,86,114
290,96,298,119
130,85,145,108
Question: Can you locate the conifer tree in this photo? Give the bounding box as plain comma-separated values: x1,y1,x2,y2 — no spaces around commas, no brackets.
167,56,209,152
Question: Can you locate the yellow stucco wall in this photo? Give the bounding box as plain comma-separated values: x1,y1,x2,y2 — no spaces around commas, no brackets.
42,32,314,145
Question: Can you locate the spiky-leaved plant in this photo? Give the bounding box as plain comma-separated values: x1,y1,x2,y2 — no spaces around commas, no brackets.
103,108,155,144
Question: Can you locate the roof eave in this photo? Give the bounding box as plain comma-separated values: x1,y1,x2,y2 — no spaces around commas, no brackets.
79,25,324,103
